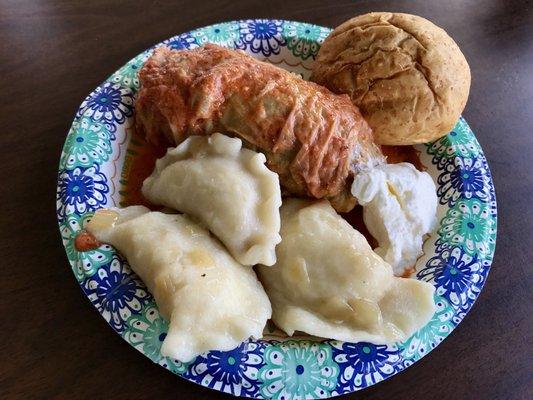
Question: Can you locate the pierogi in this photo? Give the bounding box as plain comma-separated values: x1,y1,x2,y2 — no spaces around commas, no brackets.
257,199,435,344
87,206,272,362
143,133,282,266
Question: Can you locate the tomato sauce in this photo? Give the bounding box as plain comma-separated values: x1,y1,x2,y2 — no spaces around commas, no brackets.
400,266,416,278
381,145,425,171
118,128,168,209
74,230,100,252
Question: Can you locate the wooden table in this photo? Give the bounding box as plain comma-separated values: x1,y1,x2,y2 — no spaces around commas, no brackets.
1,1,532,399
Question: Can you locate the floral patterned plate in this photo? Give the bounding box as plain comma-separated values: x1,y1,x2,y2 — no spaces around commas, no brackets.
56,20,497,399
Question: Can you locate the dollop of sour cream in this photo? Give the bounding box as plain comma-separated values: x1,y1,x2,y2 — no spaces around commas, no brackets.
351,162,438,275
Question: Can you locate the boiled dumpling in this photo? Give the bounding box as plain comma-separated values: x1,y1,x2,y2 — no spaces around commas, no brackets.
87,206,272,362
142,133,282,266
257,199,435,343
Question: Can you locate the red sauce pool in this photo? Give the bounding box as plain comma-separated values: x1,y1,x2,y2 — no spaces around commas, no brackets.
400,266,416,278
381,145,425,171
75,230,100,252
118,128,168,209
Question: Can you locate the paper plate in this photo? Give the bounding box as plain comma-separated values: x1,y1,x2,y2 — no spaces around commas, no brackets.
56,19,497,398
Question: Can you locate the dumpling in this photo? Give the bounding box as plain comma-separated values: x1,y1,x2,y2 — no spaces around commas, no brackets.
257,199,435,344
142,133,282,266
87,206,272,362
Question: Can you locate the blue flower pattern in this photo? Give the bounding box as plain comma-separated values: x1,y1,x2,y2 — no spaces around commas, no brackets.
185,341,265,397
83,257,150,333
57,20,497,398
77,82,134,129
437,155,492,207
57,164,109,220
332,342,402,393
236,19,285,56
162,33,198,50
418,246,486,310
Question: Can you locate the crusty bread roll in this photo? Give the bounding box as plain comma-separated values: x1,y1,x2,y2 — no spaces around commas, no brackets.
312,12,471,145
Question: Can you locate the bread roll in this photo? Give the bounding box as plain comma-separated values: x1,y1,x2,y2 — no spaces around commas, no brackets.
312,12,471,145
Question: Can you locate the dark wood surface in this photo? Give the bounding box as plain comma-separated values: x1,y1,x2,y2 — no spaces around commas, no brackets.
1,0,532,399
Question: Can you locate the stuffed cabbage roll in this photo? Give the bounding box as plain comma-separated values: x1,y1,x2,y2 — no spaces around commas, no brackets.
143,133,282,266
257,199,435,343
87,206,272,362
135,44,385,212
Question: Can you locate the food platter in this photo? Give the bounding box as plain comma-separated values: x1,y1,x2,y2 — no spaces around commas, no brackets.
56,19,497,398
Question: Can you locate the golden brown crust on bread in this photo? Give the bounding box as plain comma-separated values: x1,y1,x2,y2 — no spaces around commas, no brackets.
311,12,471,145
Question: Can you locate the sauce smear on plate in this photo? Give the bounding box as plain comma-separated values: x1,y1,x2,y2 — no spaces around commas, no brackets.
119,128,167,208
75,230,100,252
381,145,425,171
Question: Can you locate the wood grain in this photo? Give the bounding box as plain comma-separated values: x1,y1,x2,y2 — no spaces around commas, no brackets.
0,0,532,399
